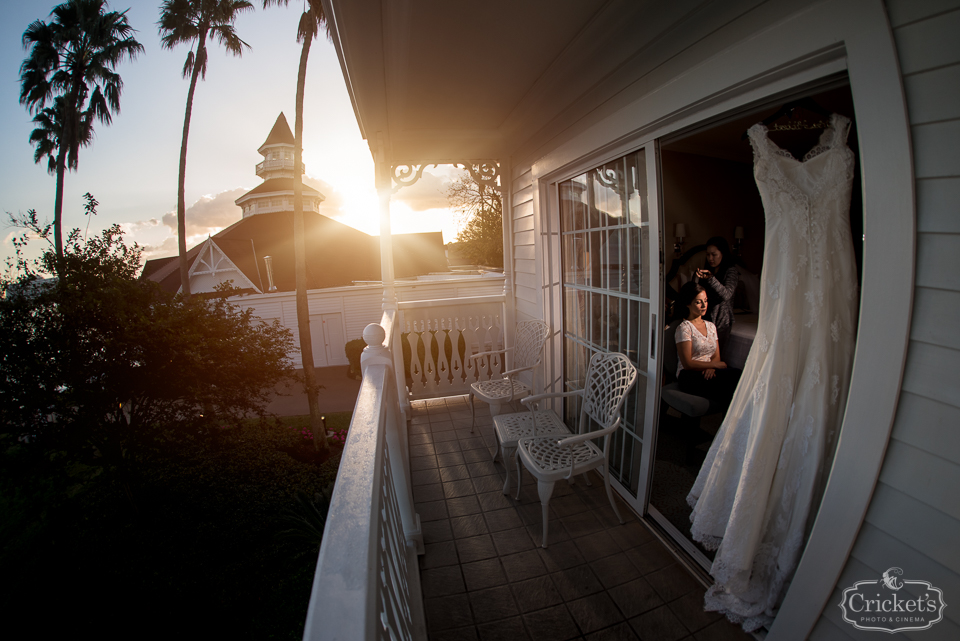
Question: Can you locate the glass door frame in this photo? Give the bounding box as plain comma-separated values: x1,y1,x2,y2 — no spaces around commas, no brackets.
544,141,664,517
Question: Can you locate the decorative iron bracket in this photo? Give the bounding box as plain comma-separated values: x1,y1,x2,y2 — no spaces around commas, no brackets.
388,161,500,195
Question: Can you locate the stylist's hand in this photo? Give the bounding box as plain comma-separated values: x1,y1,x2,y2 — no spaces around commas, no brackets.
695,268,712,279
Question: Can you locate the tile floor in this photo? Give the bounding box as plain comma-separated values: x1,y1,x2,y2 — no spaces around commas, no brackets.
409,396,754,641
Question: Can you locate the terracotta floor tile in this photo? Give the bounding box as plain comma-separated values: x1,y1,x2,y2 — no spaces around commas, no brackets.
422,565,466,598
645,563,702,602
446,495,482,518
590,551,642,589
522,605,581,641
440,464,471,482
628,604,689,641
511,575,564,614
452,514,489,539
457,534,498,563
462,558,508,591
424,594,474,631
491,526,535,556
476,616,528,641
469,585,520,623
584,621,640,640
567,592,626,634
422,518,454,543
501,549,548,583
550,565,605,601
669,590,723,634
607,577,663,619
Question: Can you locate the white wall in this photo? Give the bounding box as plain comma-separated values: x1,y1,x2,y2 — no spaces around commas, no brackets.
811,2,960,638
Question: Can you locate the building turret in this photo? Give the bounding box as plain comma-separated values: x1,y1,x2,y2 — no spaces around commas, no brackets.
236,113,324,218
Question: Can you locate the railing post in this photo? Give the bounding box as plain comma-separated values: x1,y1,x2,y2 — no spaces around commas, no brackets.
362,323,422,554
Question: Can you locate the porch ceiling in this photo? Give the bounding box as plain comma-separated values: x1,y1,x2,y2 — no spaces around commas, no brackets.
324,0,624,164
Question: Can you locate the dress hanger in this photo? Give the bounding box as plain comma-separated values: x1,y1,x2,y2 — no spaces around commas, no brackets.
742,97,833,140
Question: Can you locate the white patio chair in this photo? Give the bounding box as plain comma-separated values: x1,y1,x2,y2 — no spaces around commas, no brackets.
468,319,550,431
513,351,638,548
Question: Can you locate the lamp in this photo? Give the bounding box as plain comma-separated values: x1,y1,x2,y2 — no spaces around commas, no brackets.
674,223,686,257
733,225,744,255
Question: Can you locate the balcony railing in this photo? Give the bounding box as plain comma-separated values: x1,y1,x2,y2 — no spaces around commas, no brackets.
256,158,305,174
397,294,507,400
303,310,425,640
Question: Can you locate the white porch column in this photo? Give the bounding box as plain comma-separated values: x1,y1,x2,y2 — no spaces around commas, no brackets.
499,159,517,372
375,134,409,420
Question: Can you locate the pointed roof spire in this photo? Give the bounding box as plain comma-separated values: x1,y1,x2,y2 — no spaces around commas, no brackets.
260,113,295,149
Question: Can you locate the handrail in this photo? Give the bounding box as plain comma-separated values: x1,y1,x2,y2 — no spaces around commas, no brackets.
397,293,505,310
302,323,424,641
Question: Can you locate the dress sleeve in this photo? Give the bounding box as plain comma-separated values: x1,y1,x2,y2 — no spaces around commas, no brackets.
705,266,740,303
675,321,691,343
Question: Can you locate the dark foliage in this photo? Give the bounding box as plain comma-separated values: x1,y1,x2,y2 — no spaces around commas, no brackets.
1,210,295,506
0,413,348,640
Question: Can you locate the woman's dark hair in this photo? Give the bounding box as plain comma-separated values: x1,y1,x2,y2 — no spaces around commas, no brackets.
704,236,736,278
674,281,706,321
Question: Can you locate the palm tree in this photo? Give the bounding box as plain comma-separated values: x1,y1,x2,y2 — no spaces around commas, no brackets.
263,0,330,452
20,0,142,259
158,0,252,298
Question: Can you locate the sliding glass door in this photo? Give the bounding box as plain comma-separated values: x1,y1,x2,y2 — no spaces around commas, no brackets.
558,144,662,513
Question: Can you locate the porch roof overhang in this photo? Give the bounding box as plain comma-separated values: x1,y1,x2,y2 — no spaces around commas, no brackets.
322,0,615,166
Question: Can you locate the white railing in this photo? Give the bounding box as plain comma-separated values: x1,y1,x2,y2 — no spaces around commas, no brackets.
256,158,305,174
303,312,425,641
397,294,507,400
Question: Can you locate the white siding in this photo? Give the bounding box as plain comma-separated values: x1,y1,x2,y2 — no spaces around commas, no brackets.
812,1,960,636
511,167,539,322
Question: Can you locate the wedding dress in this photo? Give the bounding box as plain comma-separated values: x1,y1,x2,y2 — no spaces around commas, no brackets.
686,113,858,631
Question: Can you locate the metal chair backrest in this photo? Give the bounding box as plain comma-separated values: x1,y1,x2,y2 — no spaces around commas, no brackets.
513,320,550,370
579,352,638,433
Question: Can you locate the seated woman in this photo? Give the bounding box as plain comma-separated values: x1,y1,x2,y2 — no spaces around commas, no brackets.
674,281,741,409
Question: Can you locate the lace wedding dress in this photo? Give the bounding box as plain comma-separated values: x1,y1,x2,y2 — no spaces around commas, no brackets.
686,113,858,631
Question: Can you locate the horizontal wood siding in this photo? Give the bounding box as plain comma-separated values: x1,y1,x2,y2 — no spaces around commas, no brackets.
511,166,539,323
816,3,960,636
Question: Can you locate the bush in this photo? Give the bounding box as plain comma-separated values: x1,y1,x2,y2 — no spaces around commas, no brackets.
1,212,295,507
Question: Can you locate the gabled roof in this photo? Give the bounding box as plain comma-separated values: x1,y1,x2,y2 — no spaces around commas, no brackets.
259,113,295,150
141,212,450,295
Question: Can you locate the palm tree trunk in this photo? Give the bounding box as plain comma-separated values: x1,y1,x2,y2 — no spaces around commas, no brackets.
53,145,66,260
293,35,328,453
177,39,206,299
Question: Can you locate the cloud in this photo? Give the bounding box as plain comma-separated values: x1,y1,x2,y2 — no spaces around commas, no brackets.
140,235,179,261
161,188,246,237
123,218,161,233
393,169,453,211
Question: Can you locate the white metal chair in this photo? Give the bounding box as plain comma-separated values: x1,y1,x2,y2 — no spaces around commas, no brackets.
513,351,638,548
468,319,550,430
492,409,570,496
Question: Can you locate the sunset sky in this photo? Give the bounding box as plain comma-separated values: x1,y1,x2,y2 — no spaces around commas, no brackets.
1,0,461,268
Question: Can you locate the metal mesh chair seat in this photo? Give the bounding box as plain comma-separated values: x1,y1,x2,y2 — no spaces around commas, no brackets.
472,378,529,403
469,320,550,430
492,410,570,495
516,436,603,475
